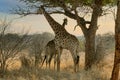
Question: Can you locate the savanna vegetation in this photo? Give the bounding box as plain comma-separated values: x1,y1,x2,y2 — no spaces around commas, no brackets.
0,19,116,80
0,0,120,80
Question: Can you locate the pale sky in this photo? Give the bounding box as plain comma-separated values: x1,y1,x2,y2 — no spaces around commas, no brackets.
0,0,115,36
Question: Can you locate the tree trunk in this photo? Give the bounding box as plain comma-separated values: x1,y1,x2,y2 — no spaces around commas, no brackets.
111,25,120,80
84,30,96,70
83,0,102,70
111,1,120,80
62,0,102,70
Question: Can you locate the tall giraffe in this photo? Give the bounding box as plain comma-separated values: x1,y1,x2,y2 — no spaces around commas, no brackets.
41,18,68,69
40,6,81,72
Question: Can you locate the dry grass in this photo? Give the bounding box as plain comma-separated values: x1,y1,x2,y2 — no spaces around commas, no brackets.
0,50,115,80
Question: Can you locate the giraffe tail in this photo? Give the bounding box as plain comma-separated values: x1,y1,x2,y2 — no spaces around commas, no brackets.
40,55,47,68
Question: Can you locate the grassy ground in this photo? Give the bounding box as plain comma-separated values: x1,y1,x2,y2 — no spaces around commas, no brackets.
0,51,115,80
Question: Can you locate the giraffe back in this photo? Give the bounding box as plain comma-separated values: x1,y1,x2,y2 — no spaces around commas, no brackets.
55,32,81,53
45,40,56,56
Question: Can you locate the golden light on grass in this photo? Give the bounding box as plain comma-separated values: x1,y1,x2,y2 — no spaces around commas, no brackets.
1,50,115,80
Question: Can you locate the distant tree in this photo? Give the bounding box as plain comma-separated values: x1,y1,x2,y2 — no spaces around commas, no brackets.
101,33,115,52
0,19,30,77
93,33,115,65
29,32,54,67
94,35,106,64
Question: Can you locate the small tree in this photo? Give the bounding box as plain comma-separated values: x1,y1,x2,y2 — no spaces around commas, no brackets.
0,19,30,76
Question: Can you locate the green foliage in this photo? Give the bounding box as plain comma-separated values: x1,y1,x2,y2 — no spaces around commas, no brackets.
103,0,117,6
81,0,117,6
18,0,118,9
82,0,93,5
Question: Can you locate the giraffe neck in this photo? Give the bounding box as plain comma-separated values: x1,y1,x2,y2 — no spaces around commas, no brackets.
41,7,66,34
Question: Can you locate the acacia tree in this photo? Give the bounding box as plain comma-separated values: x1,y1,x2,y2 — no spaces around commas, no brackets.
16,0,114,70
111,0,120,80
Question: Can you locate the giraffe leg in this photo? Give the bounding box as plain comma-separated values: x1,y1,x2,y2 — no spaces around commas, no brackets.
74,57,77,72
46,59,48,69
71,50,80,72
76,55,80,71
54,53,57,70
48,61,50,69
54,59,56,70
56,48,62,72
57,52,60,71
46,56,50,69
48,54,53,69
74,55,80,72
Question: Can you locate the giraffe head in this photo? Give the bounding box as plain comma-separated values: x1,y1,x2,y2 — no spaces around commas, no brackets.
37,5,45,14
62,18,68,27
63,18,68,25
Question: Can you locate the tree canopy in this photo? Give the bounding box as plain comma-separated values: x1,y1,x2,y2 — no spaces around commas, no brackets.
16,0,117,16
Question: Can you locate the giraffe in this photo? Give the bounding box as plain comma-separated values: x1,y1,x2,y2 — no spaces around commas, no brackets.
40,6,81,72
41,18,68,69
41,39,57,69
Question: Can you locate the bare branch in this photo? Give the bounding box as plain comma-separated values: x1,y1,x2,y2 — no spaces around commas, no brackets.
48,11,64,14
13,7,39,16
